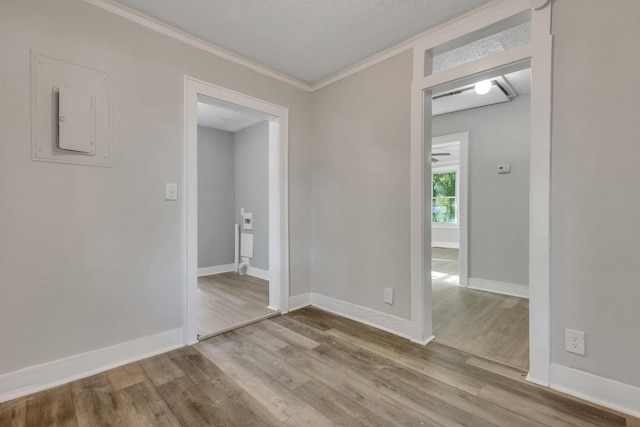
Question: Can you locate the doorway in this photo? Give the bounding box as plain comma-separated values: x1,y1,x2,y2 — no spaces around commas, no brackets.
430,68,531,370
196,97,277,339
409,4,552,384
183,77,290,345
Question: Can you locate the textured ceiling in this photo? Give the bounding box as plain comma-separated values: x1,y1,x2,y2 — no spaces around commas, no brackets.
114,0,493,84
197,95,272,132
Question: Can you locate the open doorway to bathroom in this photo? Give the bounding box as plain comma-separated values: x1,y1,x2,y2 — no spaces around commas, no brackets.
184,77,290,345
196,96,277,340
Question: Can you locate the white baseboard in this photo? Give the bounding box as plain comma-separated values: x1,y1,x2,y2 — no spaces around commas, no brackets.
247,266,269,281
289,292,312,311
550,364,640,418
310,293,411,339
468,277,529,299
0,328,183,404
198,263,235,277
432,241,459,249
411,335,436,346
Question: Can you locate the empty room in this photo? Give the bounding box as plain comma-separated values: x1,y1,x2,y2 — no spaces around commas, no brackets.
1,0,639,425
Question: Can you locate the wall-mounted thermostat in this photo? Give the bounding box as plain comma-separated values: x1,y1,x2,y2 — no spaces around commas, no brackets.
497,164,511,174
32,53,111,167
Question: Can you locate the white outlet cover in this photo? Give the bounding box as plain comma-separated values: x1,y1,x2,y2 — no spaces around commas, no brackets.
565,329,586,356
384,287,393,304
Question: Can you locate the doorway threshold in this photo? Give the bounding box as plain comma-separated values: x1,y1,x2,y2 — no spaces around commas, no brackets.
197,311,280,342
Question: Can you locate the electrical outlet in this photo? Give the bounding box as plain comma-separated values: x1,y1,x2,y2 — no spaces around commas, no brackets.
565,329,586,356
497,163,511,174
384,288,393,304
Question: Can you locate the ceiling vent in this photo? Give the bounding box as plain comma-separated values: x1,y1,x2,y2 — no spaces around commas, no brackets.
432,76,517,116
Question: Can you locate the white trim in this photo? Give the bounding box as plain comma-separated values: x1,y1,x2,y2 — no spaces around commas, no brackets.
431,223,459,229
431,241,459,249
246,266,269,281
410,2,553,386
411,335,436,346
184,76,290,345
550,364,640,419
527,5,553,387
310,293,411,339
81,0,549,93
0,328,182,404
467,277,529,299
314,0,545,90
414,43,534,92
197,263,235,277
81,0,311,91
289,293,312,311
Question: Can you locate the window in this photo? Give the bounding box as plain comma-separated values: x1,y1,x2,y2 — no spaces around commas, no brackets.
432,170,457,224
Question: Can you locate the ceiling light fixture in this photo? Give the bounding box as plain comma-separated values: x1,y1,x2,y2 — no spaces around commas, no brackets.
474,80,493,95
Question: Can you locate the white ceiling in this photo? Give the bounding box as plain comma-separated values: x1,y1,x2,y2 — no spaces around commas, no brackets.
113,0,493,84
433,68,531,116
432,142,460,165
197,95,272,132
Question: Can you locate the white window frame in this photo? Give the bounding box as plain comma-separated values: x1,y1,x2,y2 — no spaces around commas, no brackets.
431,166,460,228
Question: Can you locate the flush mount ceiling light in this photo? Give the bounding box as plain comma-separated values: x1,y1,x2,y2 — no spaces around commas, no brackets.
474,79,493,95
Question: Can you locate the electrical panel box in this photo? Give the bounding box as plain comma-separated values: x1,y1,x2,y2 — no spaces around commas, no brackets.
32,53,111,167
58,87,96,154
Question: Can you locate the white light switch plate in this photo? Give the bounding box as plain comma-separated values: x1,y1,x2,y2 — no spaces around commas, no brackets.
384,287,393,304
165,183,178,201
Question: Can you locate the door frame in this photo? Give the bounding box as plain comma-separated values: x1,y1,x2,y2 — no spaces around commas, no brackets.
183,76,290,345
431,132,469,287
409,1,553,386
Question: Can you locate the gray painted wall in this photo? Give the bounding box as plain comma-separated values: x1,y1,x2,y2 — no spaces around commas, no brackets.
235,121,270,271
433,94,530,286
311,51,413,319
550,0,640,387
3,0,640,398
0,0,311,377
197,126,235,268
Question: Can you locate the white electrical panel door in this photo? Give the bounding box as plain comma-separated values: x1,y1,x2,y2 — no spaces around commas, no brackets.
58,87,95,154
32,53,111,167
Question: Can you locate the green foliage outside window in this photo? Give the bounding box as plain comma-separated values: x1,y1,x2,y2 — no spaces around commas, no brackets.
432,171,457,223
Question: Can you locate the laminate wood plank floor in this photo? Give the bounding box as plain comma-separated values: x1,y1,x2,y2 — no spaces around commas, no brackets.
432,247,530,371
2,307,636,426
198,272,276,339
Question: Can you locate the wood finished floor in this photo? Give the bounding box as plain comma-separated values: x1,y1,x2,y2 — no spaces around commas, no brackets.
432,247,529,371
198,272,276,339
1,307,637,427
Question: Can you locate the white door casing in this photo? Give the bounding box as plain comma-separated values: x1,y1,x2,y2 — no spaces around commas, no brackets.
183,76,290,345
409,2,552,386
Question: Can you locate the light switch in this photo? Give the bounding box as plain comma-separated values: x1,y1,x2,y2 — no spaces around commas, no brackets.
165,183,178,201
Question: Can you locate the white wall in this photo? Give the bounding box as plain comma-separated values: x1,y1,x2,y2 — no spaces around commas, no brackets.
234,121,270,271
311,51,413,319
433,94,530,287
0,0,311,377
550,0,640,388
197,126,235,268
432,226,459,248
